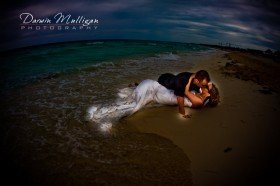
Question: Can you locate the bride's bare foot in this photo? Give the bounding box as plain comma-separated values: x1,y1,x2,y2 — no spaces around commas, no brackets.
128,82,139,87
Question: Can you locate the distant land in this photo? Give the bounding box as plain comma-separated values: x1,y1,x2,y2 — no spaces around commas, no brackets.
199,43,280,62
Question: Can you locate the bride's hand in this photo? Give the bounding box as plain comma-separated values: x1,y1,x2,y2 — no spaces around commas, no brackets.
187,74,195,87
190,74,195,80
183,114,192,119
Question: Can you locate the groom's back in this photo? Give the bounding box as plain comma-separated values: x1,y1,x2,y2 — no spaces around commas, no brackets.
158,73,176,90
158,72,200,97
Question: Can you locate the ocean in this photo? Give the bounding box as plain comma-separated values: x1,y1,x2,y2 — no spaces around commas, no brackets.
0,40,209,91
0,40,212,184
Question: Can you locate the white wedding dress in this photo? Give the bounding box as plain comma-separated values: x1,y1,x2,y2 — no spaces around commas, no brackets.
87,79,192,127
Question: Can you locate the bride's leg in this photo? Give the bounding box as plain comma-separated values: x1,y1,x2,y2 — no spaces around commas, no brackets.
131,80,155,114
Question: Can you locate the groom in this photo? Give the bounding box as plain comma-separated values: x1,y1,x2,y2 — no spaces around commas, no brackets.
158,70,211,117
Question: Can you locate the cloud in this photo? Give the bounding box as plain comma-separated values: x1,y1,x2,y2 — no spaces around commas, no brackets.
1,0,280,51
221,23,251,32
160,19,215,28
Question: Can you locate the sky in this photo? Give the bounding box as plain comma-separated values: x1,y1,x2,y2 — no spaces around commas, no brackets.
1,0,280,51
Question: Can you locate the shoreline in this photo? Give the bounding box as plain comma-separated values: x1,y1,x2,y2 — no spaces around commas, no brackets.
117,50,280,185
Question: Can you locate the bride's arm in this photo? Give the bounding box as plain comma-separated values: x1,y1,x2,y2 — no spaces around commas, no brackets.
177,96,185,115
184,75,203,108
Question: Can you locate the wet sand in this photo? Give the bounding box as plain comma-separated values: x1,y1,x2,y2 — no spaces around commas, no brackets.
118,51,280,185
0,105,193,185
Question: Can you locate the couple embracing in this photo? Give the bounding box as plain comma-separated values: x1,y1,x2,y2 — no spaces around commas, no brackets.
88,70,220,123
132,70,220,118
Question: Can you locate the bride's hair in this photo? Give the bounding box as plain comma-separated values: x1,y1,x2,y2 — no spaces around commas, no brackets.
208,83,220,107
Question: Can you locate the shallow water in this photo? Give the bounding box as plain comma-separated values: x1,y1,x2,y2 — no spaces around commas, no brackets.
0,40,214,184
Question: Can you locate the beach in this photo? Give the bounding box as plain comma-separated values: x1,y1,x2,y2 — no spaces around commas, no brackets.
116,51,280,185
1,41,279,185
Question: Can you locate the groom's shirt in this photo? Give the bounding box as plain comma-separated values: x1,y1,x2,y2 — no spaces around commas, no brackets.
158,72,200,97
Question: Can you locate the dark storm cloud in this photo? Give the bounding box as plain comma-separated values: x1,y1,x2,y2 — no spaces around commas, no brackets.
157,0,280,49
1,0,279,51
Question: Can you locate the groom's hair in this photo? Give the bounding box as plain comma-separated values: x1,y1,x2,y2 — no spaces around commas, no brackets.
195,70,210,82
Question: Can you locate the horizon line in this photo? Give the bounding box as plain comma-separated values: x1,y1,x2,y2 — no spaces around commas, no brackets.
0,38,273,54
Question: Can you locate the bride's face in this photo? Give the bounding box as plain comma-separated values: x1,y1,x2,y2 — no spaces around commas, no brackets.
201,87,210,98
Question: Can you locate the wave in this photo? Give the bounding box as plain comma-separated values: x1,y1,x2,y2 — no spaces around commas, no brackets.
86,41,104,45
156,52,180,61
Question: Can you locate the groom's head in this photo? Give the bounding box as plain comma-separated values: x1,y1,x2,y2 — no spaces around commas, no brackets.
193,70,210,88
